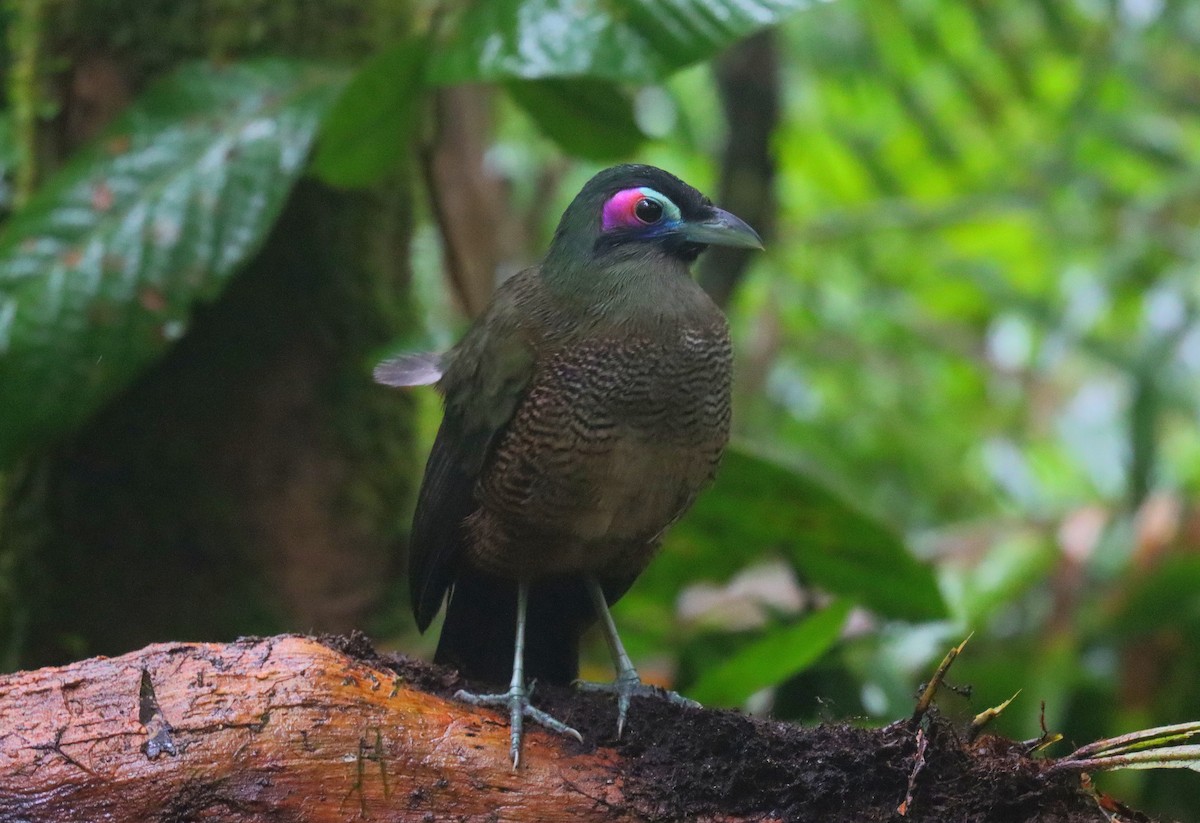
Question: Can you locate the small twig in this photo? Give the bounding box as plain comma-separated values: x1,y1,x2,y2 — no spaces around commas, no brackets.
1051,745,1200,774
910,634,972,726
1062,720,1200,762
1022,700,1063,754
1050,720,1200,776
896,726,929,816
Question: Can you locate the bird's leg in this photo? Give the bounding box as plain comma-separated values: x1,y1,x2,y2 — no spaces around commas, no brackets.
454,580,582,768
576,579,700,737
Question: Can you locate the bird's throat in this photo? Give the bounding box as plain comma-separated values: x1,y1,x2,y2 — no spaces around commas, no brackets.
542,253,711,331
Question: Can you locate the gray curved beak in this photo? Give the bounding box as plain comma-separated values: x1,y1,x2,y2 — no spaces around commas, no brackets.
681,207,763,250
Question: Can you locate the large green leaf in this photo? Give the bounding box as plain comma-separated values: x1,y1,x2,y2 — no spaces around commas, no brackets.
311,39,426,188
430,0,815,83
686,599,852,706
668,448,947,621
1116,556,1200,637
0,60,344,465
506,79,645,161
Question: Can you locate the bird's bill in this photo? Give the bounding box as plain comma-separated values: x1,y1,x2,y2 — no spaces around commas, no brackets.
681,207,763,250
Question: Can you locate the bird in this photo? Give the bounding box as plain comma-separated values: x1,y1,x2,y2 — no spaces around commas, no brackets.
375,164,762,767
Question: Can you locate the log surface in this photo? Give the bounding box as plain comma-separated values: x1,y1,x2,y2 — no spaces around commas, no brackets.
1,636,631,822
0,635,1114,822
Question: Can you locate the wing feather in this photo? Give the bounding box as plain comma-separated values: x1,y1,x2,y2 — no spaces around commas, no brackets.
408,416,477,630
407,276,538,631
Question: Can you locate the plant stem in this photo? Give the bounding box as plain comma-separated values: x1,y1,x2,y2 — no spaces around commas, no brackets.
7,0,46,208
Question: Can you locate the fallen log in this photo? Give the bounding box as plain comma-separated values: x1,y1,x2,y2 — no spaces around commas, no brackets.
0,634,1117,821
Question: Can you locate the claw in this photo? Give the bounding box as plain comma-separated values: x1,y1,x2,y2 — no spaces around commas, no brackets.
576,674,700,738
455,581,585,767
456,686,582,768
581,578,701,739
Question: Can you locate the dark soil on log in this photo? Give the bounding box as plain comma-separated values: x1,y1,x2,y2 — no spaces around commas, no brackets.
322,632,1139,823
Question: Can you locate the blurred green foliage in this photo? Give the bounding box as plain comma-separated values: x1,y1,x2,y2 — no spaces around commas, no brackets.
0,61,343,462
1,0,1199,817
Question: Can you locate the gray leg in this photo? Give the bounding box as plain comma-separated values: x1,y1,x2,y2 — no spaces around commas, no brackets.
576,579,700,737
454,580,582,768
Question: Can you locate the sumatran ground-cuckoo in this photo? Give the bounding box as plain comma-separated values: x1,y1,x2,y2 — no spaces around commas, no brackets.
376,164,762,766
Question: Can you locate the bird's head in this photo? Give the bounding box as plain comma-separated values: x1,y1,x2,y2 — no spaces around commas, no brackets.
545,165,762,275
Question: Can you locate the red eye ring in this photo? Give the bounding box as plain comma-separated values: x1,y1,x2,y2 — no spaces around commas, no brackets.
634,198,664,224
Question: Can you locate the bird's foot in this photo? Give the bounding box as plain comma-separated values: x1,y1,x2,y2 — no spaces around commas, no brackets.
455,684,583,768
575,674,701,738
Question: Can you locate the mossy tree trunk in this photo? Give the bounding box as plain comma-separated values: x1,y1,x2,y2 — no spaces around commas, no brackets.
5,1,418,666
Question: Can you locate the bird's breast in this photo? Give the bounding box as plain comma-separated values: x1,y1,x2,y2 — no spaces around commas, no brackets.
467,323,732,580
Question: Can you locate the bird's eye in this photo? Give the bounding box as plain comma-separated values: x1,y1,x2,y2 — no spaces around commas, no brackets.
634,198,664,224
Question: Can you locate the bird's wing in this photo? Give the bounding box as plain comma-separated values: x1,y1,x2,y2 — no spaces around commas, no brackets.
408,286,537,632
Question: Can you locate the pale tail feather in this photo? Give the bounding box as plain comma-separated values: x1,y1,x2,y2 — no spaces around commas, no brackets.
374,352,444,387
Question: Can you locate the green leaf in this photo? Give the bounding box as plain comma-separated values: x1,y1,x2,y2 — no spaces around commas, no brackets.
669,448,947,621
430,0,815,84
506,79,645,161
311,39,426,188
1114,555,1200,636
687,599,851,706
0,60,345,465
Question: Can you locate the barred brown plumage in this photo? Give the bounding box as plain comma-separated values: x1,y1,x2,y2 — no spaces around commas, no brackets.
471,325,732,580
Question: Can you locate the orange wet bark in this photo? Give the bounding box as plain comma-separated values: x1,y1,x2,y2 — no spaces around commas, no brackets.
0,636,640,822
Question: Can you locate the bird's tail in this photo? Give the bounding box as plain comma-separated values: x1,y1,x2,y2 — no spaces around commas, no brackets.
433,569,593,686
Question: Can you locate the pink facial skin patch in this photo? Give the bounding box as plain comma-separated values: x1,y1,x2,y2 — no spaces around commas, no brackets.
602,187,655,231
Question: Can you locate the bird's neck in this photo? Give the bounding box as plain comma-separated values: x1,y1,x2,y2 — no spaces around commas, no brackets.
540,249,716,334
